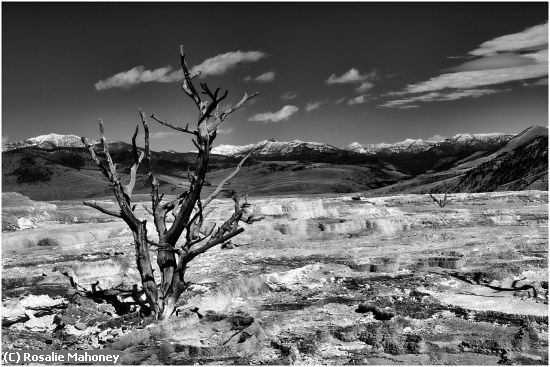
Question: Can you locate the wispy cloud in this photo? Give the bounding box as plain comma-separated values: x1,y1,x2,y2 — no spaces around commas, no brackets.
381,22,548,108
326,68,373,84
244,71,276,83
94,65,178,90
249,105,299,123
447,53,537,72
190,50,267,76
305,100,325,112
405,60,546,94
95,50,267,90
217,127,234,135
335,97,346,105
470,22,548,56
280,91,299,100
380,88,504,109
355,81,374,93
347,95,369,105
326,68,379,95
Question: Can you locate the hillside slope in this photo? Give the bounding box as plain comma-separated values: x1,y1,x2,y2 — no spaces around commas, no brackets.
451,136,548,192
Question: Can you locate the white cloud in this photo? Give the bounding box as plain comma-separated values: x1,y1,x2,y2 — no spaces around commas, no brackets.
249,105,299,123
347,95,369,105
244,71,276,83
403,63,547,94
280,91,299,100
190,50,267,76
327,68,379,94
449,53,537,72
2,136,10,145
381,22,548,108
355,81,374,93
305,100,324,112
327,68,369,84
95,50,266,90
470,22,548,56
94,65,177,90
335,97,346,105
380,88,504,109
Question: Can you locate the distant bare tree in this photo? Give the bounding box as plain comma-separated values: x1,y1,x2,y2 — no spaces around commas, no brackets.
429,191,449,208
81,46,259,320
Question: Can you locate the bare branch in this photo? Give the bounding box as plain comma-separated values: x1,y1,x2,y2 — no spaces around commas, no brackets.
209,92,259,133
189,228,245,257
124,125,145,199
81,137,111,180
221,92,258,121
99,120,119,183
83,200,122,218
203,150,254,208
186,224,217,249
180,45,202,108
143,205,154,216
131,125,139,163
191,139,201,152
150,114,197,136
140,110,168,237
162,192,188,213
429,191,449,208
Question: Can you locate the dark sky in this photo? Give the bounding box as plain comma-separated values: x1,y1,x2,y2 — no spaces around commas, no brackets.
3,3,548,151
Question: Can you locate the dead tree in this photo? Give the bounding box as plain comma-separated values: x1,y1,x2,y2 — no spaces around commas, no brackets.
81,46,258,320
429,191,449,208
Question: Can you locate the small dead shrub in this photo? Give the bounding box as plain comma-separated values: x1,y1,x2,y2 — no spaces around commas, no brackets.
37,237,59,247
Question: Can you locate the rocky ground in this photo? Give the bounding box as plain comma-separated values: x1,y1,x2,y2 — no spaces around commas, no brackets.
2,191,548,365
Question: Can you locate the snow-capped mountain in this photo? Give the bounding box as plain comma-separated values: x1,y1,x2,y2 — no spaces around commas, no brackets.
211,139,340,157
347,133,513,155
2,133,98,152
346,138,435,154
446,133,513,146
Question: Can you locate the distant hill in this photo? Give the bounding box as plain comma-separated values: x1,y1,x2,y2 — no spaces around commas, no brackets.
451,135,548,192
2,126,547,200
367,126,548,196
2,133,98,152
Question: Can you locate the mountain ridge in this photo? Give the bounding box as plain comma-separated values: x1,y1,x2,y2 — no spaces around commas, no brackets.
5,128,539,156
2,125,546,201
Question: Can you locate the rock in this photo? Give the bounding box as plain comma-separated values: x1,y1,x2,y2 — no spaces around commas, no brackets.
24,315,55,332
65,324,100,336
2,303,28,326
19,294,65,310
17,216,36,230
74,322,87,330
2,295,66,326
221,241,235,250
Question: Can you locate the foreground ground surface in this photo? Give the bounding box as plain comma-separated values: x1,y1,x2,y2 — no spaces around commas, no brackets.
2,191,548,365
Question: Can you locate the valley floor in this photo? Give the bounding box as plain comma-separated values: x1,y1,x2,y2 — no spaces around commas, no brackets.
2,191,548,365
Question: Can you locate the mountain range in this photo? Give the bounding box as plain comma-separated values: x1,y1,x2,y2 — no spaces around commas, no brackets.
1,125,547,200
2,133,98,152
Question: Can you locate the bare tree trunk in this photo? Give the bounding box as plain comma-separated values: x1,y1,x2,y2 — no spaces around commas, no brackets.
155,233,187,319
159,276,187,320
133,221,160,316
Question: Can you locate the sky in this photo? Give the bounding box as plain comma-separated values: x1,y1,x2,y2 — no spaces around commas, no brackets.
2,2,548,152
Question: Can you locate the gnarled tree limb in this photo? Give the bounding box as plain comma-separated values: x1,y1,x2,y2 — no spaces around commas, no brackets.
83,200,122,218
203,150,254,208
150,114,197,136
